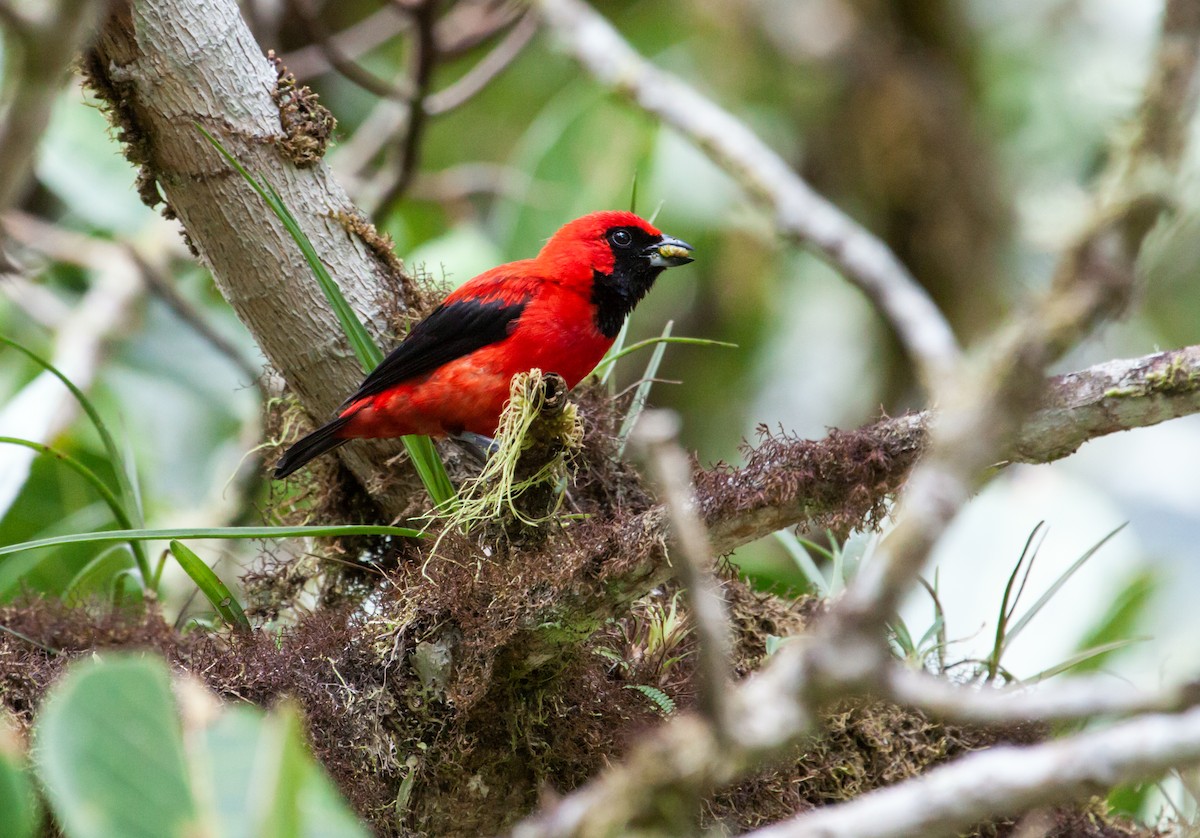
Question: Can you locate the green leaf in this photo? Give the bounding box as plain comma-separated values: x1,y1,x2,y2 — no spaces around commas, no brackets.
988,521,1046,681
189,704,368,838
624,684,676,715
0,713,39,838
888,620,916,657
1071,568,1156,675
63,545,135,600
1027,638,1147,683
592,335,737,377
0,523,423,558
774,530,830,597
36,656,198,838
0,437,141,569
169,541,250,632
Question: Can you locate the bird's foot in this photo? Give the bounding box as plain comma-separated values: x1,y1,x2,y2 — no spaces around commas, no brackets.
454,431,499,464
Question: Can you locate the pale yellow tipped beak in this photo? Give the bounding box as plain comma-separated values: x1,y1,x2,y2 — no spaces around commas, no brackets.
648,236,695,268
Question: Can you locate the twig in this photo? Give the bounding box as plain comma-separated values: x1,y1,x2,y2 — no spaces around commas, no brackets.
885,666,1200,727
288,0,413,101
700,343,1200,555
633,410,734,740
279,6,410,81
374,0,440,220
1129,0,1200,170
510,7,1200,832
425,11,537,115
533,0,961,392
744,706,1200,838
435,0,523,58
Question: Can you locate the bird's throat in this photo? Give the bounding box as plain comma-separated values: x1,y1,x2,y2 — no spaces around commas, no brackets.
590,267,661,338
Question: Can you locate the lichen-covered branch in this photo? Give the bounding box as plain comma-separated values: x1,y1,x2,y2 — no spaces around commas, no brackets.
86,0,420,514
705,343,1200,555
533,0,961,392
512,343,1200,678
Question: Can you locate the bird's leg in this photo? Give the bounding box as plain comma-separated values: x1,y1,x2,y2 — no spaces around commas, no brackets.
454,431,499,463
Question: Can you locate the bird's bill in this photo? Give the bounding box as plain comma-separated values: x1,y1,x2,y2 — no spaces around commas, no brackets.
647,236,695,267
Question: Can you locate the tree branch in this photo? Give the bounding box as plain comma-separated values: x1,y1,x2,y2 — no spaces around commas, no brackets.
512,343,1200,681
634,410,734,739
745,706,1200,838
513,5,1200,830
885,666,1200,727
706,343,1200,555
0,0,103,268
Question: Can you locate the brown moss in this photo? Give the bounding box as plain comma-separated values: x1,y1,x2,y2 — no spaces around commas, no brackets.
331,209,427,324
267,50,335,168
695,418,927,539
79,47,167,216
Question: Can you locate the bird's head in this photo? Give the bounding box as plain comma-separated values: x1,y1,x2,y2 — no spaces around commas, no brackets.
538,210,694,338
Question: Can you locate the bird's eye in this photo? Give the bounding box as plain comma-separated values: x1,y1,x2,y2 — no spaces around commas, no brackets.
608,229,633,248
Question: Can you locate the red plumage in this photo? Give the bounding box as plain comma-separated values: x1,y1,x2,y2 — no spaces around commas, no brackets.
274,211,694,478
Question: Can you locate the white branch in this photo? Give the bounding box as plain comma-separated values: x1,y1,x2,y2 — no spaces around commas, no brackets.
533,0,961,391
746,706,1200,838
886,667,1200,726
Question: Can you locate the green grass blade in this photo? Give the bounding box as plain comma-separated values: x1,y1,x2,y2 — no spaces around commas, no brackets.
599,318,631,387
0,338,151,577
0,437,150,586
593,336,737,378
199,127,379,370
773,530,829,597
1027,638,1146,683
888,620,915,657
63,545,135,599
404,435,456,508
988,521,1045,681
169,541,250,631
0,524,423,557
198,127,456,507
617,320,673,455
1003,523,1127,651
262,181,381,368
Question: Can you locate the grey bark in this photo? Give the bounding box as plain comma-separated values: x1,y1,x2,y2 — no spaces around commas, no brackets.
88,0,418,515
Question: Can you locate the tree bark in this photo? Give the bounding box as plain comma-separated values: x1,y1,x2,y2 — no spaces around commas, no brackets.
86,0,420,516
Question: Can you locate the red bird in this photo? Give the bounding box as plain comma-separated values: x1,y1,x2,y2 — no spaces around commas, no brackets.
273,211,694,478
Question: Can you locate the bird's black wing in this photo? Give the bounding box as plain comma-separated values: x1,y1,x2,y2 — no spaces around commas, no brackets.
344,296,528,405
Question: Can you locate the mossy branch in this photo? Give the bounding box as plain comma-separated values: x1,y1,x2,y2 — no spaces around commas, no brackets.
508,344,1200,674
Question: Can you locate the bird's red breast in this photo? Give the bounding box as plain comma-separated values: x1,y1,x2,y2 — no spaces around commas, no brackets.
273,210,694,478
